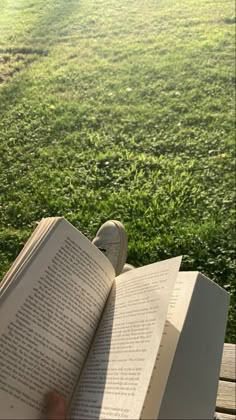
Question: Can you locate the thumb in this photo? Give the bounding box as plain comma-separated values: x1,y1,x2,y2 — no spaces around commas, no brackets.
45,392,66,420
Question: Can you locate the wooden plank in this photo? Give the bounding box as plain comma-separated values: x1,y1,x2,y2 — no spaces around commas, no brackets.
216,380,236,414
215,413,236,419
220,344,236,381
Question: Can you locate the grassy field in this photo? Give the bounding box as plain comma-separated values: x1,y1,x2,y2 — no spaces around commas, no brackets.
0,0,235,342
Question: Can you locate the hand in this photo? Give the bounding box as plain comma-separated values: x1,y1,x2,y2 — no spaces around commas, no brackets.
45,392,66,420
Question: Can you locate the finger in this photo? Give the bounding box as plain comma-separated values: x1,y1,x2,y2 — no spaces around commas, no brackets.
45,392,66,420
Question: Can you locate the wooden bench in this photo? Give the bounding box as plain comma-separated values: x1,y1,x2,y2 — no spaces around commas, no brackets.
216,343,236,419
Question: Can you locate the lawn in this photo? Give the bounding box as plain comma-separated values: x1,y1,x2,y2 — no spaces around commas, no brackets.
0,0,235,342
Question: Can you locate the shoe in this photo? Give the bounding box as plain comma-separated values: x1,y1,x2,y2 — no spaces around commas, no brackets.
92,220,128,276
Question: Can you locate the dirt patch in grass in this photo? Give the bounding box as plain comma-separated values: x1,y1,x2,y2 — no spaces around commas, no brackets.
0,47,48,84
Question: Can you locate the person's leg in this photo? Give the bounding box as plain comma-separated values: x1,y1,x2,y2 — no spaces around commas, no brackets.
121,263,135,273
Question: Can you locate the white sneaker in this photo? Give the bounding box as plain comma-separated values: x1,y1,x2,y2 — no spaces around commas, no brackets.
92,220,128,276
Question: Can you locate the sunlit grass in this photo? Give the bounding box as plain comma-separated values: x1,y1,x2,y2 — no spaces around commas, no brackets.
0,0,235,341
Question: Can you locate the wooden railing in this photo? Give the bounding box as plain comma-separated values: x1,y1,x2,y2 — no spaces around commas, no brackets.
216,344,236,419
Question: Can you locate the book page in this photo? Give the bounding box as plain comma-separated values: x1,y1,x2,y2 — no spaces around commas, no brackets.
0,219,115,420
69,256,182,420
157,272,229,420
0,218,57,297
141,272,196,419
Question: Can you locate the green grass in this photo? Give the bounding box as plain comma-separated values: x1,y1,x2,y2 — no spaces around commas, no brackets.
0,0,235,342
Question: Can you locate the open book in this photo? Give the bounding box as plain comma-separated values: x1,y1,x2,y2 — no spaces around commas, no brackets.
0,217,229,419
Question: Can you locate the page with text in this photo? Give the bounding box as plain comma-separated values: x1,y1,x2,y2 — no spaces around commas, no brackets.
0,219,115,420
141,272,196,419
69,256,182,420
0,218,55,296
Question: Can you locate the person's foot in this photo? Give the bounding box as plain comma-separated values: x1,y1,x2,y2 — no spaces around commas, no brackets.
92,220,128,276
